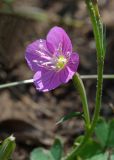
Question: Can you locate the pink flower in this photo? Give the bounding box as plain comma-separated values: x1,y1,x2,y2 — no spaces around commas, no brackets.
25,26,79,92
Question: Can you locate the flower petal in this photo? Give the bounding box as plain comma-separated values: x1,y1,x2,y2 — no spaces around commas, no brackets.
33,68,62,92
59,67,74,83
59,52,79,83
68,52,79,72
25,39,51,72
33,52,79,91
46,26,72,54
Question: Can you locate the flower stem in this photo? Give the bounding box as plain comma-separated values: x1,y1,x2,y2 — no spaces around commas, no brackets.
73,73,90,130
65,59,104,160
91,59,104,132
85,0,105,58
85,0,105,129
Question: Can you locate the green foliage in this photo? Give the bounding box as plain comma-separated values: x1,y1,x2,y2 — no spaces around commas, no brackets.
50,138,63,160
0,135,16,160
107,119,114,147
95,118,114,148
76,118,114,160
30,119,114,160
30,148,54,160
30,138,63,160
56,112,83,125
77,139,102,159
95,118,109,147
86,152,108,160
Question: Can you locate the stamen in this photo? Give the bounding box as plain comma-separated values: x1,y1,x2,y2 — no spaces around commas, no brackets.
57,55,67,69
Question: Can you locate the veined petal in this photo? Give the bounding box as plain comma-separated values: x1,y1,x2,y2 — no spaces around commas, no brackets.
68,52,79,72
25,39,51,72
46,26,72,54
33,52,79,91
33,68,62,92
59,67,74,83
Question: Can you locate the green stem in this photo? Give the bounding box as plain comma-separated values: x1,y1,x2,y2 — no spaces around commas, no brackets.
91,59,104,130
73,73,90,130
65,58,104,160
85,0,105,129
65,0,105,159
65,62,104,160
85,0,104,58
64,131,91,160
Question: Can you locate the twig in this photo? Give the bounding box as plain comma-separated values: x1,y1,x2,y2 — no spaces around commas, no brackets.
0,75,114,89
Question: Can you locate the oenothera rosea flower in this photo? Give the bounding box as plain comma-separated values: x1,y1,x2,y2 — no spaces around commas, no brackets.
25,26,79,92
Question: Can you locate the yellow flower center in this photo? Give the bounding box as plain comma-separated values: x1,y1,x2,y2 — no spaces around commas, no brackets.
57,56,67,69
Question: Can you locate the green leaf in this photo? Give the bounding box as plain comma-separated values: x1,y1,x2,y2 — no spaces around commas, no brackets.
95,118,109,148
87,152,109,160
50,138,63,160
0,135,16,160
78,139,102,159
30,148,54,160
56,112,83,125
107,119,114,147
